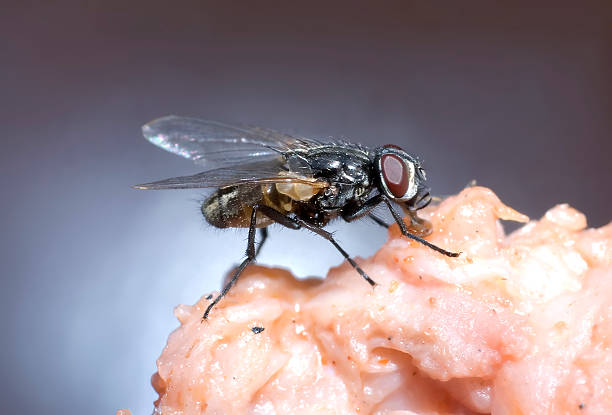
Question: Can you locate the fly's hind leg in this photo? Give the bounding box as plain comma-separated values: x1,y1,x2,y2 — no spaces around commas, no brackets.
255,227,268,257
256,205,377,287
203,205,260,320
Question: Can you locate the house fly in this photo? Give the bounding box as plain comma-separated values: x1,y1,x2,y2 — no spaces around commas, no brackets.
134,116,459,319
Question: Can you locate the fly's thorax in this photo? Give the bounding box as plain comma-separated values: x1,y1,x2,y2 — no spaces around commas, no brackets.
317,181,372,210
316,165,373,209
304,147,375,210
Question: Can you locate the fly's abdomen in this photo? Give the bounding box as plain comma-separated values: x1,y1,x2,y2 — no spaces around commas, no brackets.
202,185,273,228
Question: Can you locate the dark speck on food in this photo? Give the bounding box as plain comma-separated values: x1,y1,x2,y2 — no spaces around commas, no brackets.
205,294,213,300
579,403,585,410
251,326,265,334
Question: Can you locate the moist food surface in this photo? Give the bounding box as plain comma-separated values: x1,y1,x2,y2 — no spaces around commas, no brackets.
147,187,612,415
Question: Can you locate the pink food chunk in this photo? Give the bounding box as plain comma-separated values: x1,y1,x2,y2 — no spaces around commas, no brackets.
147,187,612,414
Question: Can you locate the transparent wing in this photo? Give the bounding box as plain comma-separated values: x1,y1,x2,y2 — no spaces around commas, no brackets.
133,160,329,190
142,115,323,170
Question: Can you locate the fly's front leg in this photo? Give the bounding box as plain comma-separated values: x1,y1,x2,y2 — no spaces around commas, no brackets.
340,194,391,230
342,194,383,223
383,196,460,258
257,205,377,286
411,187,432,211
203,205,260,320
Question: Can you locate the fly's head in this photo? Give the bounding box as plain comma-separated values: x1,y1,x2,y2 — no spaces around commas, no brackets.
374,145,428,209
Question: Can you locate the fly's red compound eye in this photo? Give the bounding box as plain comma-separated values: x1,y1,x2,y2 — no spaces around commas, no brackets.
381,153,409,198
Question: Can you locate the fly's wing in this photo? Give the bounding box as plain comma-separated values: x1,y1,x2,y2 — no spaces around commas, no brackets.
133,160,330,190
142,115,322,170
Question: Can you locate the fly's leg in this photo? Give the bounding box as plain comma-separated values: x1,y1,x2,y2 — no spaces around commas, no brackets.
257,205,377,286
412,188,432,211
339,194,391,230
341,192,432,239
383,196,460,257
369,211,430,238
255,227,268,257
400,188,434,237
342,194,383,222
297,218,377,286
368,213,391,229
318,228,377,286
257,205,301,230
203,205,259,320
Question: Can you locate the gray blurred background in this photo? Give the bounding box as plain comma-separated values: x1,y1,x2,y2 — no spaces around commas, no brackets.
1,1,610,414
